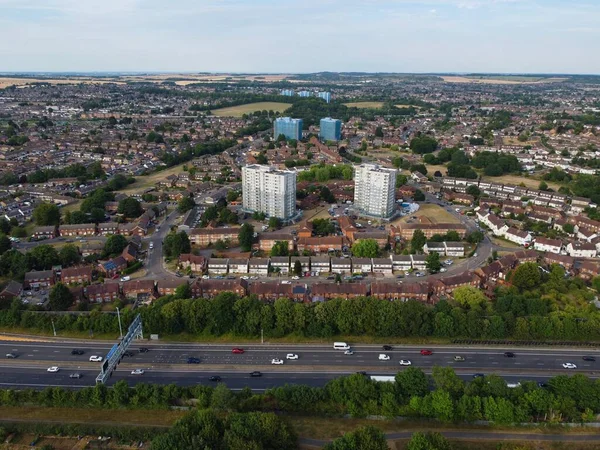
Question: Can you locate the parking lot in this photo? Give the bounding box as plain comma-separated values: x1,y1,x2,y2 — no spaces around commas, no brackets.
21,288,49,307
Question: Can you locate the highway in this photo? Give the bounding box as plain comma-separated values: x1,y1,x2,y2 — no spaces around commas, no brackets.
1,339,599,389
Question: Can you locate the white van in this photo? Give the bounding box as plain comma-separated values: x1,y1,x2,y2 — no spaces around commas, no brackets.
506,382,521,388
333,342,350,350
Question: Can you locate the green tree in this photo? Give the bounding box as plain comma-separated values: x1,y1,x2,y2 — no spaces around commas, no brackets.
426,252,441,273
410,229,427,253
226,190,240,202
466,231,484,244
175,283,192,299
410,136,438,154
293,260,302,276
323,425,388,450
118,197,143,218
539,181,549,191
563,223,575,234
89,207,106,223
414,189,425,201
406,432,452,450
0,234,11,256
268,217,283,230
28,244,59,270
178,196,196,213
466,185,480,198
33,203,60,226
103,234,128,257
396,367,429,399
211,383,234,411
351,239,380,258
163,232,191,259
512,262,541,291
58,244,81,267
238,223,255,252
270,241,289,257
49,282,74,311
432,366,464,399
453,286,488,310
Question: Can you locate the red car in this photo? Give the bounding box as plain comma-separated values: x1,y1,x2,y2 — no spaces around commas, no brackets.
231,348,245,354
420,349,433,356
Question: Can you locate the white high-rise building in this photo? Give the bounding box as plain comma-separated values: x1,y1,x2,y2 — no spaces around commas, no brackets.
242,165,297,220
353,164,397,218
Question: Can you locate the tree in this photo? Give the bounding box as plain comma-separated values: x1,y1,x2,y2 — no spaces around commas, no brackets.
414,190,425,201
178,196,196,213
406,432,452,450
49,282,74,310
374,126,384,138
563,223,575,234
269,217,282,230
453,286,488,309
512,262,541,291
0,234,11,256
118,197,143,219
175,283,192,299
323,425,388,450
103,234,128,257
293,260,302,276
28,244,59,270
351,239,380,258
396,367,429,399
410,230,427,253
466,185,481,198
58,244,81,267
410,136,438,154
539,181,549,191
163,232,191,259
270,241,289,257
466,231,484,244
33,203,60,226
89,207,105,223
426,252,441,273
238,223,255,252
211,383,234,411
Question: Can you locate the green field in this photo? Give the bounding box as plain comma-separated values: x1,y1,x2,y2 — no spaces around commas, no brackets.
211,102,291,117
343,101,384,109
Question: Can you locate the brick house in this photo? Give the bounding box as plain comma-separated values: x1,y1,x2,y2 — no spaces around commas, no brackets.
229,258,249,274
371,282,430,302
59,223,96,237
84,283,120,303
121,244,138,263
98,222,119,236
191,279,247,298
61,266,92,285
179,254,208,273
543,253,574,271
0,281,23,303
310,283,368,301
259,232,295,252
122,279,156,299
430,271,480,296
157,279,188,297
248,282,294,301
297,236,345,253
98,256,128,276
190,227,240,246
392,223,467,240
32,226,57,240
24,270,55,289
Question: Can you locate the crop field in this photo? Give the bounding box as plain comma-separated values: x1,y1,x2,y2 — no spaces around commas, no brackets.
343,101,384,108
441,75,568,85
211,102,292,117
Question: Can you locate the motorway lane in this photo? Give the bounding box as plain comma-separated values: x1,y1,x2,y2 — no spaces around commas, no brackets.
1,341,599,375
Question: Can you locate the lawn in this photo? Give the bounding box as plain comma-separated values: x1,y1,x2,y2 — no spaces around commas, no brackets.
211,102,292,117
119,162,188,195
343,101,384,109
483,174,562,191
425,164,448,176
392,204,460,225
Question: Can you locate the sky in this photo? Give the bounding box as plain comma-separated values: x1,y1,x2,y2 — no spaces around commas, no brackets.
0,0,599,74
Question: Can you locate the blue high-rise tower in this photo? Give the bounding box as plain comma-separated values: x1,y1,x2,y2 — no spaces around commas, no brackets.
319,117,342,142
274,117,303,141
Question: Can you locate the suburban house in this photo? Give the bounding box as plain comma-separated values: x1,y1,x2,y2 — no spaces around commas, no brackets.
430,271,480,296
353,232,388,248
249,258,270,276
567,242,597,258
270,256,290,274
331,258,352,274
372,258,393,275
411,255,427,270
297,236,345,253
391,255,413,272
61,266,92,285
248,282,294,302
84,283,120,303
190,227,240,246
59,223,97,237
98,222,119,236
23,270,55,289
310,283,368,301
32,226,57,240
392,222,467,239
228,258,249,274
208,258,229,275
178,254,208,273
98,256,128,276
259,232,295,252
534,237,563,254
121,244,138,263
191,279,247,298
122,279,156,299
0,281,23,303
310,256,331,274
291,257,310,273
543,253,574,271
371,282,430,302
351,258,372,274
504,228,533,246
157,279,188,297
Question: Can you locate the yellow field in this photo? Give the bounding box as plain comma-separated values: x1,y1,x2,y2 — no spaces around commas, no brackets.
503,136,540,147
211,102,292,117
118,162,189,195
392,204,460,225
482,174,561,191
343,101,384,109
0,77,124,89
425,164,448,176
441,76,568,85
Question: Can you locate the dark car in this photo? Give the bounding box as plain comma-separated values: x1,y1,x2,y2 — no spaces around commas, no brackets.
71,349,84,355
231,348,245,354
187,357,201,364
472,373,485,378
250,371,262,377
382,345,393,351
504,352,516,358
139,348,149,353
123,351,134,357
583,356,596,362
209,376,222,382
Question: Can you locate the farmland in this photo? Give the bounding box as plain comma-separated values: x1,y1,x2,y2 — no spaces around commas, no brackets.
211,102,292,117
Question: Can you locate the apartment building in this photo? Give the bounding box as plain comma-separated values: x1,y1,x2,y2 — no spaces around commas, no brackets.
61,266,92,285
319,117,342,141
242,165,297,220
353,164,397,218
273,117,303,140
189,227,240,246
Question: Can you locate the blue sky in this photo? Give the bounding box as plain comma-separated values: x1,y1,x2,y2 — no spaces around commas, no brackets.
0,0,599,73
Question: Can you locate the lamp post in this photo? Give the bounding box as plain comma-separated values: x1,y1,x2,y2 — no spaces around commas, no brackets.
116,307,123,339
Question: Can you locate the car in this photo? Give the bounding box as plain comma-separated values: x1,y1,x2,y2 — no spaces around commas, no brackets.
420,349,433,356
69,373,82,379
123,351,134,357
473,252,478,257
562,363,577,369
209,376,222,382
139,348,149,353
472,373,485,378
187,357,201,364
71,349,84,355
202,275,210,279
440,268,447,273
89,355,103,362
453,355,465,362
327,275,336,280
5,353,17,359
415,272,424,277
232,348,245,354
286,354,299,360
250,371,262,377
344,350,354,355
47,366,60,373
131,369,145,375
583,356,596,362
291,276,300,280
382,345,393,351
504,352,516,358
378,354,390,361
399,359,412,366
281,280,291,284
271,358,284,365
175,272,183,278
120,276,131,282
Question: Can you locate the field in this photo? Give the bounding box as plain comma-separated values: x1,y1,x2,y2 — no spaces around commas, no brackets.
482,174,562,191
503,136,541,147
425,164,448,176
0,77,125,89
118,162,189,195
392,204,460,225
211,101,292,117
441,75,568,85
343,101,384,109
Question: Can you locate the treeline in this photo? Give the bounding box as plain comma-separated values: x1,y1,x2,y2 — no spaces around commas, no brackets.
160,138,237,167
26,161,105,184
297,164,353,182
3,268,600,342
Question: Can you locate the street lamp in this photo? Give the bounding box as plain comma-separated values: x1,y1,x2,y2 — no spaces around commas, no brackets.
116,307,123,339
